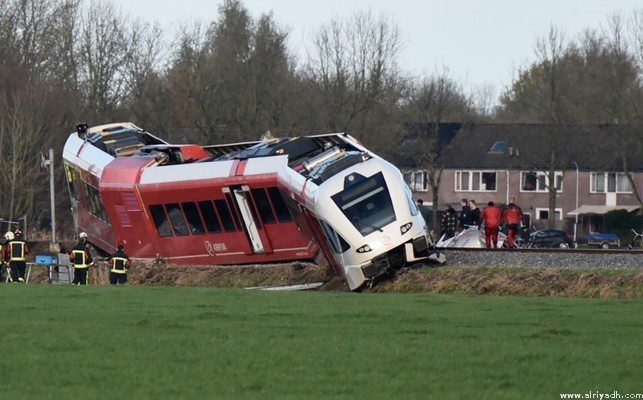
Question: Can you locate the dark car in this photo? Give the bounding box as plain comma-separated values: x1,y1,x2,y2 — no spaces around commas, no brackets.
525,229,573,248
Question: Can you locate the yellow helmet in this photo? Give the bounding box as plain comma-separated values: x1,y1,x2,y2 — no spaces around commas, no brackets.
4,231,14,240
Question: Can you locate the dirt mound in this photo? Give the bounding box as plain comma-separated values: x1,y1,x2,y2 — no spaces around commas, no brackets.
130,261,340,289
372,266,643,298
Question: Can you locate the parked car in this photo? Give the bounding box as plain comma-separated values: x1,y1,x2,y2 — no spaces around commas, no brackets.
587,233,620,249
524,229,574,248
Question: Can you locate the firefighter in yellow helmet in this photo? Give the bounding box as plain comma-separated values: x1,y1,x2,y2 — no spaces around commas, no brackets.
108,244,130,284
7,230,29,283
70,232,93,285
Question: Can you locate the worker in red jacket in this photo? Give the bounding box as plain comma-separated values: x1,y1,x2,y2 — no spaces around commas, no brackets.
502,196,525,248
480,201,502,249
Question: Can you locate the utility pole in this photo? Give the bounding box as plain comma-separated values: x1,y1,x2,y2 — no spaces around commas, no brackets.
42,149,56,245
50,148,56,244
572,161,579,247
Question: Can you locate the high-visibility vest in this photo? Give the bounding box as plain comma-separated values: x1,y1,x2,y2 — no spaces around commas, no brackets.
72,249,89,268
110,257,128,274
9,241,27,261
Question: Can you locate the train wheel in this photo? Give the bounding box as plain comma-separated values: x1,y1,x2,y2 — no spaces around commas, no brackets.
388,250,406,270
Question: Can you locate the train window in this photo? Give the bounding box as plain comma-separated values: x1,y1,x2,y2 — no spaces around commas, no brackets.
332,172,396,236
73,172,84,204
80,180,109,224
165,203,189,236
405,185,419,216
182,202,205,235
319,220,350,253
215,199,237,232
243,191,262,230
267,187,292,222
223,194,242,231
198,200,222,233
64,164,77,201
149,204,173,237
251,188,276,224
92,185,109,223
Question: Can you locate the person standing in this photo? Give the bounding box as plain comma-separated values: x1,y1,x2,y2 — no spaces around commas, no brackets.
502,196,525,248
469,199,481,226
7,230,29,283
416,199,432,228
108,244,130,285
71,232,93,285
458,198,472,230
480,201,502,249
0,235,5,283
440,205,458,239
2,231,13,282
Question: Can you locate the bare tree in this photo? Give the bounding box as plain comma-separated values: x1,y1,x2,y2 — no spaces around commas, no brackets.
122,19,170,131
305,10,403,137
498,27,579,228
403,68,473,228
598,13,643,233
76,0,128,117
162,0,298,143
0,0,78,229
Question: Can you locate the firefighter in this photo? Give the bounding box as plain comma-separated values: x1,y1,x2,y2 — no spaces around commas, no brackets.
108,244,130,285
7,230,29,283
70,232,93,285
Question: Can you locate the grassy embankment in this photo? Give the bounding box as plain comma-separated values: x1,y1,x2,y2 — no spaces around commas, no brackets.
0,285,640,399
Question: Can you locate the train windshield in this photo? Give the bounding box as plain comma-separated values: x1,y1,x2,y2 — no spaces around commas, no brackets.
332,172,396,236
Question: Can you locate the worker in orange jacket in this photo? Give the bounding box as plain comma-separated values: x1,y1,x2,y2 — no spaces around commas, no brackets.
502,196,525,248
480,201,502,249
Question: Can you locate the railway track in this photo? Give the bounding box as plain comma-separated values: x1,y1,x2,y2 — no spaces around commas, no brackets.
435,247,643,270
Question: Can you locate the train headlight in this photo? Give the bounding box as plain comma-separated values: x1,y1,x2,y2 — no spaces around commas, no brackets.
400,222,413,235
356,244,372,253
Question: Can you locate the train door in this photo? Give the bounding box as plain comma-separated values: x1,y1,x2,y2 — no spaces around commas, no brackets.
224,186,265,253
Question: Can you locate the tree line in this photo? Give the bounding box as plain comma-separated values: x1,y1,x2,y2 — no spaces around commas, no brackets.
0,0,642,234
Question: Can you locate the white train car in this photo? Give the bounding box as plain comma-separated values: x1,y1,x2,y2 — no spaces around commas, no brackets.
276,134,445,290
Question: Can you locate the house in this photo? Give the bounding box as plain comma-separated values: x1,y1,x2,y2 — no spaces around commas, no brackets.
402,123,643,239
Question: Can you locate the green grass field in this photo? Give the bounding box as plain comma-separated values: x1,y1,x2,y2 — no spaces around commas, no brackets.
0,285,641,400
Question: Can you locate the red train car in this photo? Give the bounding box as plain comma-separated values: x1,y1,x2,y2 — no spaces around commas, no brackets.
62,123,318,265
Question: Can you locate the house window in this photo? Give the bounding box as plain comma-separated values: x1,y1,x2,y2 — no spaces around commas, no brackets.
403,170,428,192
488,140,508,153
590,172,632,193
535,208,563,220
521,171,563,192
455,171,497,191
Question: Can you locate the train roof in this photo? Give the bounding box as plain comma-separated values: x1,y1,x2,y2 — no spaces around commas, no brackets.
78,122,168,157
204,133,370,177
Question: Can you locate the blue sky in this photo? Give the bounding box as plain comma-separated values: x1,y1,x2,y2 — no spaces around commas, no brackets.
113,0,642,94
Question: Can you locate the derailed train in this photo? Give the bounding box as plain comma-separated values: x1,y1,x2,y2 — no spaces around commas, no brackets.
62,123,445,290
